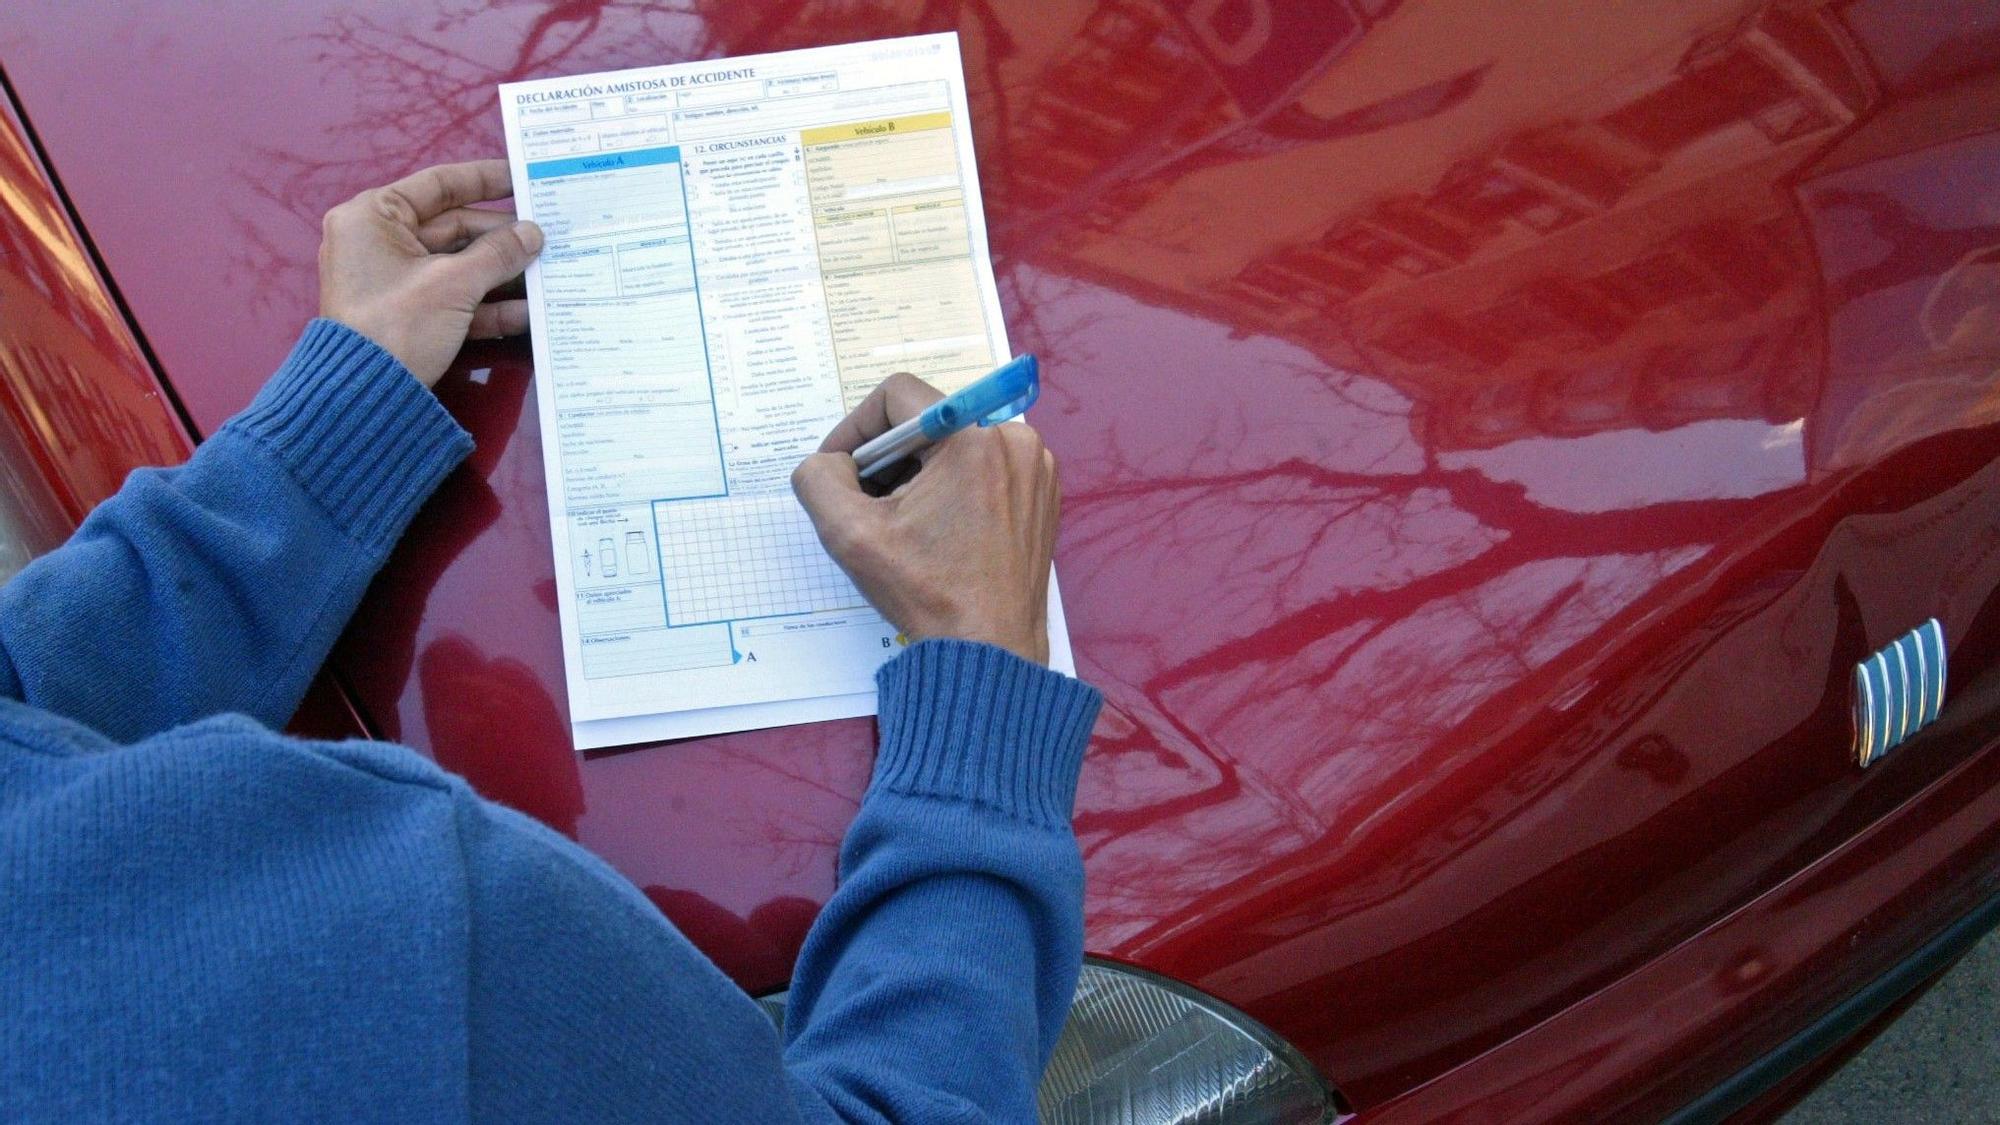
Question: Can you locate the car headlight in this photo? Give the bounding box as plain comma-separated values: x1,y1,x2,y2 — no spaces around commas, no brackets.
756,958,1339,1124
1038,959,1337,1124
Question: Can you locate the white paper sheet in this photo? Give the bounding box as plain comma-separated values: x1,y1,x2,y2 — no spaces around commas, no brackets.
498,33,1074,750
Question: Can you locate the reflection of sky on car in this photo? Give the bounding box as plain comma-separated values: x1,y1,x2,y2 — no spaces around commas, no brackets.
1440,417,1808,514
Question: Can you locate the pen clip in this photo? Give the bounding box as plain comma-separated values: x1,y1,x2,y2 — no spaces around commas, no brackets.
921,354,1040,439
974,353,1038,425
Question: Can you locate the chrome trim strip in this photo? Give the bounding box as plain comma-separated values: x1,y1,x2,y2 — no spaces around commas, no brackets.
1913,631,1930,727
1892,642,1912,746
1874,653,1894,757
1929,619,1947,721
1855,662,1876,766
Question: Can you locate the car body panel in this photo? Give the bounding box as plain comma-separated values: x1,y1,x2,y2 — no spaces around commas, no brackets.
0,85,188,548
4,0,1998,1109
1365,657,2000,1120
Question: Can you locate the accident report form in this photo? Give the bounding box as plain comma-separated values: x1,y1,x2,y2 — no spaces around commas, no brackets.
499,34,1073,749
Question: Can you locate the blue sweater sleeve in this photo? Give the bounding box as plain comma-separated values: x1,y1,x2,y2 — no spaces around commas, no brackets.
0,320,471,740
782,640,1102,1122
454,640,1100,1124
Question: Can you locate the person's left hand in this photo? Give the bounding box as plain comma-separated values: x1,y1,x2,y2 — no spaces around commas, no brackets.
318,159,543,388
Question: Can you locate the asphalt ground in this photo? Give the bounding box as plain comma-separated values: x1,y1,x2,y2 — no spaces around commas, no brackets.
1779,927,2000,1123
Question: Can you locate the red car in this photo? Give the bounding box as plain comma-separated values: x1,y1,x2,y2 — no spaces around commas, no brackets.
4,1,1998,1120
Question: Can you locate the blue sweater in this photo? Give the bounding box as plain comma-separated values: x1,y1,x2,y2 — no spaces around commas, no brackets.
0,321,1101,1123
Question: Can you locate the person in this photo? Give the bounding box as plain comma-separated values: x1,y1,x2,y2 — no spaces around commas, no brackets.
0,160,1100,1122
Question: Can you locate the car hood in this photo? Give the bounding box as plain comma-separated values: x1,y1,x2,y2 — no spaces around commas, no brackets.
6,0,2000,1107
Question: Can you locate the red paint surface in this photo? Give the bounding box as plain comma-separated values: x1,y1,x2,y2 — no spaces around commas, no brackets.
5,0,2000,1111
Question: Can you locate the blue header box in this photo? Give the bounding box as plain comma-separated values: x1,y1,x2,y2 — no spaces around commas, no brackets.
527,145,682,180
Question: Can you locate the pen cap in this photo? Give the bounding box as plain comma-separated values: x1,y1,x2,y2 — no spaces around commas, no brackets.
918,354,1040,440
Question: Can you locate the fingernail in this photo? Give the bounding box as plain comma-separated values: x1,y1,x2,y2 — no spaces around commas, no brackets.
515,220,543,252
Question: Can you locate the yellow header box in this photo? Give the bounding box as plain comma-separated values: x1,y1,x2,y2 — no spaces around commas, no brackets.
802,111,951,146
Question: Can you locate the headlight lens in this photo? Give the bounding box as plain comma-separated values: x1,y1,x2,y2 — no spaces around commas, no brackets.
757,958,1337,1124
1038,959,1336,1124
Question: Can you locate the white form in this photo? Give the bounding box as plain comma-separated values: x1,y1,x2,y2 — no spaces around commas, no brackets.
499,34,1074,749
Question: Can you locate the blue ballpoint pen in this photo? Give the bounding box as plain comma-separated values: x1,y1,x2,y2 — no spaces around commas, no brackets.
851,354,1040,481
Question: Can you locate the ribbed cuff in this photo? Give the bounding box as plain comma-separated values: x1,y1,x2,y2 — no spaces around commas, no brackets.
227,318,473,549
872,639,1102,830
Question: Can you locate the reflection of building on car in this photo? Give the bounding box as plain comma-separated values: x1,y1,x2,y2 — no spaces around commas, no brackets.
1800,126,2000,472
1007,0,1870,456
1923,246,2000,352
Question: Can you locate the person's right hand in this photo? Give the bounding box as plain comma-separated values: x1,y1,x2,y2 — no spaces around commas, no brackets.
792,373,1059,665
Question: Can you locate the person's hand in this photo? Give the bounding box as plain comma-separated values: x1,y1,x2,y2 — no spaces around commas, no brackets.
318,159,543,388
792,373,1058,665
